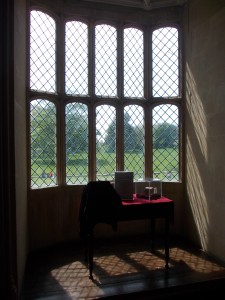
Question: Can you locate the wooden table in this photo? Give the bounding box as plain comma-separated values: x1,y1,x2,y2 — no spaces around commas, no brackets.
81,194,174,279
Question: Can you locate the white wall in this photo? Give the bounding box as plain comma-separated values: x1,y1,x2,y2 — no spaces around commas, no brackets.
184,0,225,262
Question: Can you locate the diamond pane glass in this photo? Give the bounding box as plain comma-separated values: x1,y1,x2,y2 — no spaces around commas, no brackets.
96,105,116,180
65,103,88,184
95,25,117,97
30,99,57,188
30,11,56,93
124,28,144,98
152,104,179,181
65,21,88,95
124,105,145,181
152,27,179,97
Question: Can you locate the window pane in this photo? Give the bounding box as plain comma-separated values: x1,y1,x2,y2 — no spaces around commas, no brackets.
95,24,117,97
65,103,88,184
124,28,144,98
30,99,57,188
124,105,145,181
30,11,56,93
65,21,88,95
152,27,179,97
152,104,179,181
96,105,116,180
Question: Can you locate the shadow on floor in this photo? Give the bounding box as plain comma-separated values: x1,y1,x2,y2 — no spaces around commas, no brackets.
21,235,225,300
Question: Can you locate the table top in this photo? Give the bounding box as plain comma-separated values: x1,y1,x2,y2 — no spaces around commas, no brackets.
122,194,173,206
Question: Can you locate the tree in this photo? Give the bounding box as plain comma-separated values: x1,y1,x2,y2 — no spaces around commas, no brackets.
153,122,178,149
124,112,140,152
31,100,56,160
66,103,88,153
104,118,116,153
104,112,143,153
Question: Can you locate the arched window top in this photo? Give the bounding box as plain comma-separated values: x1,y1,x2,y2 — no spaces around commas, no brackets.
95,24,117,97
65,21,88,95
30,10,56,93
152,26,179,98
124,27,144,98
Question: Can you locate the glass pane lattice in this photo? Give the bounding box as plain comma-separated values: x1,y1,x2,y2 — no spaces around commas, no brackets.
95,24,117,97
152,104,179,181
30,99,57,188
65,103,88,184
124,28,144,98
152,27,179,97
65,21,88,95
124,105,145,181
29,11,182,187
30,11,56,93
96,105,116,180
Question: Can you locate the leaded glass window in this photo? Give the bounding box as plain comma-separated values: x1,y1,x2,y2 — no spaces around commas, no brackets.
124,105,145,181
96,105,116,181
29,7,182,188
124,28,144,98
30,11,56,93
30,99,57,188
152,104,179,181
152,27,179,97
65,103,88,184
95,24,117,97
65,21,88,95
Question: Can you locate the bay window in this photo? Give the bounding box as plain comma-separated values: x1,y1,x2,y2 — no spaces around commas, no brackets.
29,7,182,188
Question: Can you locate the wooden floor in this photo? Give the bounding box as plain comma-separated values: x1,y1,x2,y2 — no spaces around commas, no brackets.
21,235,225,299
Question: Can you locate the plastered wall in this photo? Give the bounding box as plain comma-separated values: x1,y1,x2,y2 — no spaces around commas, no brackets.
184,0,225,262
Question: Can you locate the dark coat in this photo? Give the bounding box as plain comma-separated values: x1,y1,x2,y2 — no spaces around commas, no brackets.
79,181,122,238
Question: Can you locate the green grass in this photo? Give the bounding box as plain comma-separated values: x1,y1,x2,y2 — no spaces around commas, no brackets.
31,148,179,187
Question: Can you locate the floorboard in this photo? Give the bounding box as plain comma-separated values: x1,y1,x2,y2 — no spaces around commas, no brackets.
21,235,225,299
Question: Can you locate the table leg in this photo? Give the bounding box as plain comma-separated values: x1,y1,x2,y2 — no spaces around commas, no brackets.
87,230,93,279
165,217,170,269
150,218,155,252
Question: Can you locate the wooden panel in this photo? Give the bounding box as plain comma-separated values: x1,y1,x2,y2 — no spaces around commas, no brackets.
28,186,83,251
28,182,183,252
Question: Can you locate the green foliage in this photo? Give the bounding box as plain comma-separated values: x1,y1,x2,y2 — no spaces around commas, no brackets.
153,122,178,149
104,111,144,153
66,103,88,153
104,118,116,153
31,101,56,158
